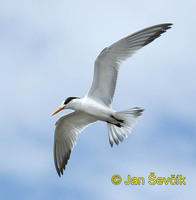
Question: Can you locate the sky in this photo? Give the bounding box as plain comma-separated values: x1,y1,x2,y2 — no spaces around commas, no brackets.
0,0,196,199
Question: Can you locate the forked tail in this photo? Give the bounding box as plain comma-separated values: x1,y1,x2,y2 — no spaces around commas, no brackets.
107,107,144,147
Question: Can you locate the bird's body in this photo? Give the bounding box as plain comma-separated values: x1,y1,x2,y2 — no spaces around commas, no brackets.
66,97,116,123
51,23,173,176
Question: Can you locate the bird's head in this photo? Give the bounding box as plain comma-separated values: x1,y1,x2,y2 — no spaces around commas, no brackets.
51,97,80,116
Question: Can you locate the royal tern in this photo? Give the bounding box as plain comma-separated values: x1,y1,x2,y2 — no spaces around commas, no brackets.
51,23,172,176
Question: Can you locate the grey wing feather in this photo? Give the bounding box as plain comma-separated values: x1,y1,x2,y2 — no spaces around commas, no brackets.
87,23,172,106
54,111,97,176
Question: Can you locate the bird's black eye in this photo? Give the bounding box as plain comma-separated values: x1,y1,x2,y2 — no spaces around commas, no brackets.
64,97,79,105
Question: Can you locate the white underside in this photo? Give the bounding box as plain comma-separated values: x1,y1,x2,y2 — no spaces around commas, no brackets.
69,97,119,124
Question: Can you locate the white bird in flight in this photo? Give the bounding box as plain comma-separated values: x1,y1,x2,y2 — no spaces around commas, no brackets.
51,23,172,176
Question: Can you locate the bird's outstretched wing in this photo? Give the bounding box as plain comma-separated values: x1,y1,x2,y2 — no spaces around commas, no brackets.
86,23,172,106
54,111,97,176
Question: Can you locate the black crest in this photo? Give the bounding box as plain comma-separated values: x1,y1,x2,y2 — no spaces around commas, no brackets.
64,97,79,105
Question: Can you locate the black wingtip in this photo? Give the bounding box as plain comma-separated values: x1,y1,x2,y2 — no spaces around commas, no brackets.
54,148,72,177
58,149,72,177
143,23,173,47
57,169,61,177
110,141,113,147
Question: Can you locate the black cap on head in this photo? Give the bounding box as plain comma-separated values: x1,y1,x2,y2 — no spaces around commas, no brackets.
64,97,79,105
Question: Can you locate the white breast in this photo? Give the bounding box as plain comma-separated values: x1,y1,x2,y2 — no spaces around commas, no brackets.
78,97,115,122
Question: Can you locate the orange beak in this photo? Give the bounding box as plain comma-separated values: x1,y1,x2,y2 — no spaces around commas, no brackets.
51,106,65,117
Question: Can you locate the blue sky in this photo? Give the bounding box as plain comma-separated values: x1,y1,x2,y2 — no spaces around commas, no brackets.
0,0,195,199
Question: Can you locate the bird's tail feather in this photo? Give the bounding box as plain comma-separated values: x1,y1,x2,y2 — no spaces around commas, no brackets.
107,107,144,147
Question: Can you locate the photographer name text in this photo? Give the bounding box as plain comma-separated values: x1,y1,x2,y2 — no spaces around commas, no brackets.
111,172,186,186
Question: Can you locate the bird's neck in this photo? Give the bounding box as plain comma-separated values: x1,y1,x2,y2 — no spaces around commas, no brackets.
70,98,83,110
